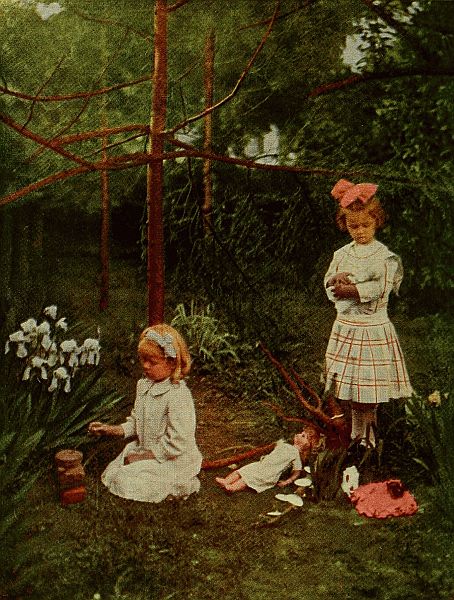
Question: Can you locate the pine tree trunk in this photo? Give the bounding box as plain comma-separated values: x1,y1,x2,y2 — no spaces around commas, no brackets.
99,113,110,311
146,0,167,325
202,29,215,238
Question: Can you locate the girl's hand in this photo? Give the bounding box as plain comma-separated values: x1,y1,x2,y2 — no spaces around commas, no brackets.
88,422,124,437
333,283,359,300
327,272,352,287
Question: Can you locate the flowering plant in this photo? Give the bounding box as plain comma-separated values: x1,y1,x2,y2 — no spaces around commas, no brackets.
5,305,101,394
1,305,122,452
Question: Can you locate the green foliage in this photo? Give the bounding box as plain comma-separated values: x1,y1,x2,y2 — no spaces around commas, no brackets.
171,302,242,371
406,392,454,525
2,306,123,451
311,447,347,502
0,308,124,576
0,423,44,539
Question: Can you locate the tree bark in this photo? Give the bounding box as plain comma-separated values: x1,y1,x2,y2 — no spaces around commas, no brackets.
146,0,167,325
99,113,110,311
202,29,215,238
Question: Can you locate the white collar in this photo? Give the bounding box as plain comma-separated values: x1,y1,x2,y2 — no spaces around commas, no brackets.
138,377,173,397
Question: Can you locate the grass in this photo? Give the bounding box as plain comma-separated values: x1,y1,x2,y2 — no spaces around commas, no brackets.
7,464,454,600
1,225,453,599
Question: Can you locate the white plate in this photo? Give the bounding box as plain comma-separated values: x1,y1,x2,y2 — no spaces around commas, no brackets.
275,493,304,507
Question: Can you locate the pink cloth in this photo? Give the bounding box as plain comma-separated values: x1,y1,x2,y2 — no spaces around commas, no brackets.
349,480,418,519
331,178,378,208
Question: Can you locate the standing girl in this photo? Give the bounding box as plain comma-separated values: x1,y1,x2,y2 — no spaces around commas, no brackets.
324,179,413,448
88,324,202,503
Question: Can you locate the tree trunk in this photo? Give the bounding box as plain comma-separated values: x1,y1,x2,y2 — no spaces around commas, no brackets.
146,0,168,325
99,113,110,311
202,29,215,238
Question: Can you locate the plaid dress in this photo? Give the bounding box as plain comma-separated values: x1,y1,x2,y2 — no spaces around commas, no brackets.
324,240,413,404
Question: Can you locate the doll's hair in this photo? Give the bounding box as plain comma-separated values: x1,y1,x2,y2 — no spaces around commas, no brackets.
138,323,191,382
298,426,322,463
335,197,387,232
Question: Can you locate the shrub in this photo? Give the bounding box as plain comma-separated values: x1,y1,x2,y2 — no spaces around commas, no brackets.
406,391,454,525
171,301,243,371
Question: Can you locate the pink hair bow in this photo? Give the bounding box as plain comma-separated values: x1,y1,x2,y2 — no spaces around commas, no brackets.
331,178,378,208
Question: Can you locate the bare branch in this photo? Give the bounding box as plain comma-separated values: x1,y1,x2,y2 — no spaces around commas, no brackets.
307,67,454,98
258,342,334,429
0,166,90,207
71,7,151,40
167,0,281,136
262,401,317,428
27,29,133,164
0,76,151,103
85,133,148,157
239,5,313,31
22,56,66,129
54,124,149,146
1,132,429,207
167,0,190,12
0,112,95,169
201,443,276,470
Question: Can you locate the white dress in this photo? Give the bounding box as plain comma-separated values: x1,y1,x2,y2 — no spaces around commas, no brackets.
101,378,202,503
324,240,413,404
238,440,302,493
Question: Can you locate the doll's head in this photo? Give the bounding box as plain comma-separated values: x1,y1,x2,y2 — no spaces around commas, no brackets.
293,426,321,462
331,178,387,235
138,324,191,383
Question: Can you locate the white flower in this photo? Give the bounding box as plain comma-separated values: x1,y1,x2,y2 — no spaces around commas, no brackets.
30,356,48,378
48,366,70,393
4,341,10,354
54,366,69,379
20,318,37,333
56,317,68,331
41,334,52,352
37,321,51,335
80,338,101,365
9,330,26,343
428,390,442,407
22,366,31,381
60,339,78,353
16,343,28,358
44,305,58,320
60,339,80,369
47,343,58,367
31,356,46,368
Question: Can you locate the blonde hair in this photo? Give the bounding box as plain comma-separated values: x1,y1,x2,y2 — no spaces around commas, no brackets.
298,425,322,463
138,323,191,383
335,197,387,232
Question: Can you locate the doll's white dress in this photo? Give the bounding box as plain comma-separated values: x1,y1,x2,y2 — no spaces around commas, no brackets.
324,240,413,404
237,440,302,493
101,378,202,502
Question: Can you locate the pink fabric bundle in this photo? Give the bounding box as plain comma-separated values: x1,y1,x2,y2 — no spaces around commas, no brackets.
350,479,418,519
331,178,378,208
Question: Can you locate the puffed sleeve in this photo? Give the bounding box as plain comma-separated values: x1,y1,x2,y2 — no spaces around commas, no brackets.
390,255,404,295
119,381,141,438
152,384,197,463
355,254,402,302
324,251,340,300
355,278,383,303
